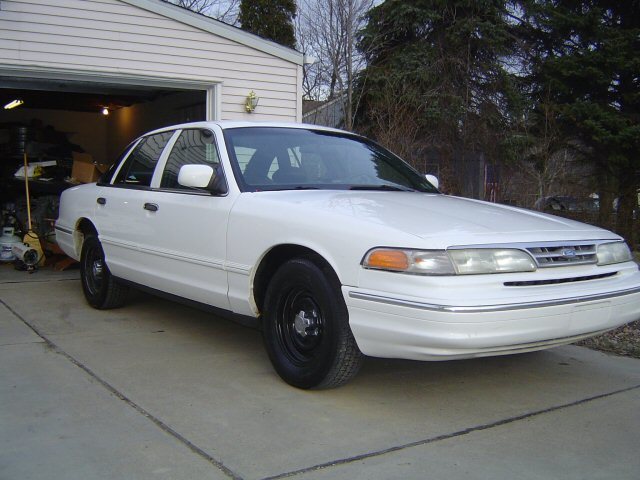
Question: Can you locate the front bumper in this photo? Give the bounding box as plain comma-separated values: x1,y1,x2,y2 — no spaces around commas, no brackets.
343,285,640,361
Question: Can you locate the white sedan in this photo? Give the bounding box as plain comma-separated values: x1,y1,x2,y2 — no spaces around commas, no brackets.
56,122,640,389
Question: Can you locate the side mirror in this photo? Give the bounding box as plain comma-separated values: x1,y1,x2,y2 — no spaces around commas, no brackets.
425,174,439,190
178,164,214,189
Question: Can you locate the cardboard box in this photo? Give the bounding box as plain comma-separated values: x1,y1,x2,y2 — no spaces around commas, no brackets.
71,152,107,183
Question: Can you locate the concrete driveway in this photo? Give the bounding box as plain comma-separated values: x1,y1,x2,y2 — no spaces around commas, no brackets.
1,264,639,480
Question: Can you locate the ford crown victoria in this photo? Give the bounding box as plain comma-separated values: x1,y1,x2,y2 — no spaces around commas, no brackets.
55,122,640,388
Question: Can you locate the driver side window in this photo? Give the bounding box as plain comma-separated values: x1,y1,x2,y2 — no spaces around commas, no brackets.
160,129,225,193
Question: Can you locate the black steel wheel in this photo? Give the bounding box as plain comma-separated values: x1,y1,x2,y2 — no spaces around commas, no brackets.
80,234,128,309
263,257,362,389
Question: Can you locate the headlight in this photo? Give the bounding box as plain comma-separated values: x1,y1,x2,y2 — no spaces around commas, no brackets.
363,248,536,275
448,249,536,274
596,241,633,265
363,249,455,275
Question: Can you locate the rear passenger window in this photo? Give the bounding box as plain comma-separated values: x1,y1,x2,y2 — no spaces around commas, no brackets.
161,129,225,192
114,131,174,187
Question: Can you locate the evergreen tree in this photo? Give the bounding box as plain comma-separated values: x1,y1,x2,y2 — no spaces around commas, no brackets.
356,0,520,195
521,0,640,242
239,0,297,48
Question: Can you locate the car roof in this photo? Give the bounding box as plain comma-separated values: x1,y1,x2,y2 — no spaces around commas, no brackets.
143,121,347,137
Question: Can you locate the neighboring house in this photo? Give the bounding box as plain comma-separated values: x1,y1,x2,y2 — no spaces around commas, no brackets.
0,0,304,162
302,95,345,129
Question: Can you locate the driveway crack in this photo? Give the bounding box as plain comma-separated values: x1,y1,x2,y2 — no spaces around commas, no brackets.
0,298,244,480
262,382,640,480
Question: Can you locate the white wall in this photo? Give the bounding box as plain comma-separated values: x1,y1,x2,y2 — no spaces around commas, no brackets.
0,0,300,121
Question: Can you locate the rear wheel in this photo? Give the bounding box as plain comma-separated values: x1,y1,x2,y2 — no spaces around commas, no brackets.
80,234,128,309
263,257,362,389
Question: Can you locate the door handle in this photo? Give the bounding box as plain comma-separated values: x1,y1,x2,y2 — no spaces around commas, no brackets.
143,203,159,212
97,197,106,205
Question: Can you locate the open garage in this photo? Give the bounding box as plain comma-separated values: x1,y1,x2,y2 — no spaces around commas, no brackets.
0,0,302,250
0,76,207,167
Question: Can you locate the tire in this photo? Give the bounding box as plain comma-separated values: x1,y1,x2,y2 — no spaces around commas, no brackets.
262,257,363,389
80,234,128,309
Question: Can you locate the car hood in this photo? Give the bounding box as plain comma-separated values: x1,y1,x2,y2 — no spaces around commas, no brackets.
249,190,618,248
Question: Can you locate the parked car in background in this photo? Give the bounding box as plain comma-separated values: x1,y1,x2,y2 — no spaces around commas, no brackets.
56,122,640,388
535,195,600,213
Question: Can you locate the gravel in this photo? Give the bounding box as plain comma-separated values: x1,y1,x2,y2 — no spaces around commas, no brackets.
576,320,640,359
574,254,640,359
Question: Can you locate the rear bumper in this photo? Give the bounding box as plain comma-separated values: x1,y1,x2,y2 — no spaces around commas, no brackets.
344,286,640,361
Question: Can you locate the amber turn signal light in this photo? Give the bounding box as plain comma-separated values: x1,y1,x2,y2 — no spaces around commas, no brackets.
365,249,409,271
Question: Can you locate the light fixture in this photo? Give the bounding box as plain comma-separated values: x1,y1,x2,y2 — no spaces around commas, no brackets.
245,91,259,113
102,107,109,116
4,99,24,110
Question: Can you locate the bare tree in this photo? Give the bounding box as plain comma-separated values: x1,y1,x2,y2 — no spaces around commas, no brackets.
503,101,587,209
168,0,240,24
296,14,323,101
297,0,374,130
368,78,422,165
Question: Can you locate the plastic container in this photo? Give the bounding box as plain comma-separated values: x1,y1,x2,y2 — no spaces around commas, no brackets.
0,227,22,262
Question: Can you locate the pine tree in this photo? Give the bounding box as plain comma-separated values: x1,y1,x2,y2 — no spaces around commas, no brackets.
522,0,640,242
239,0,296,49
356,0,520,195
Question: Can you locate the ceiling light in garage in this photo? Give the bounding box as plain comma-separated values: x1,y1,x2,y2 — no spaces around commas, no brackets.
4,99,24,109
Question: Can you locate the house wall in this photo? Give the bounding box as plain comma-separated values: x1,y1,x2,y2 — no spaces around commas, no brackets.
302,96,346,129
0,0,300,121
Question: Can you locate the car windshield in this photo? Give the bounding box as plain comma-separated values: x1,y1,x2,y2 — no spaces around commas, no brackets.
223,127,438,193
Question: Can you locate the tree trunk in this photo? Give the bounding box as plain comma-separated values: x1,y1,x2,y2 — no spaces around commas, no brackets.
344,0,354,130
597,166,616,232
615,168,638,247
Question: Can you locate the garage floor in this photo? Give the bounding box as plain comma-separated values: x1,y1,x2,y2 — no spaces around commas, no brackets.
1,264,639,480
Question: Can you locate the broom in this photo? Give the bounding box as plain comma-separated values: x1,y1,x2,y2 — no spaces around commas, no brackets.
22,149,45,267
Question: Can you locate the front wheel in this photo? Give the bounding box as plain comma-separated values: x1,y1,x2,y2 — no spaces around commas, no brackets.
262,257,363,389
80,234,128,309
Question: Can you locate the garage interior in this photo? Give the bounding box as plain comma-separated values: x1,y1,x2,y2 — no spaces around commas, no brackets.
0,76,206,265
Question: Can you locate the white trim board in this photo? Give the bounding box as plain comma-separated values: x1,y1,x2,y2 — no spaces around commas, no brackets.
0,65,220,120
120,0,304,66
0,64,223,90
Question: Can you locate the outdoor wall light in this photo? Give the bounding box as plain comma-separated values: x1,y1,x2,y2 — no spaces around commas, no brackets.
4,99,24,110
245,91,259,113
102,107,109,116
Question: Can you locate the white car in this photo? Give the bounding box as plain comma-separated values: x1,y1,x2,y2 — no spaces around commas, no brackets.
56,121,640,389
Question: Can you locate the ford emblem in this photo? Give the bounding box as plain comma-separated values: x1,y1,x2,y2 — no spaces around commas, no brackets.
562,248,576,258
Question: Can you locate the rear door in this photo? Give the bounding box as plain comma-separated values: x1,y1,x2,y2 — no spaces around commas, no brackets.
94,130,177,284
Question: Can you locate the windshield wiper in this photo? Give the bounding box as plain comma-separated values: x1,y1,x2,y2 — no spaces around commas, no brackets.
267,185,319,191
348,184,414,192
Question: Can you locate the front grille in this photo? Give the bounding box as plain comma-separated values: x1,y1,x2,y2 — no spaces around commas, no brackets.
526,243,597,268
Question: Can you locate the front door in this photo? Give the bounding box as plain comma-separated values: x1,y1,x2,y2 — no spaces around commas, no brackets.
136,128,235,310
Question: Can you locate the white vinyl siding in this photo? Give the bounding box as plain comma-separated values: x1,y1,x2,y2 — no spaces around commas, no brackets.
0,0,300,121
